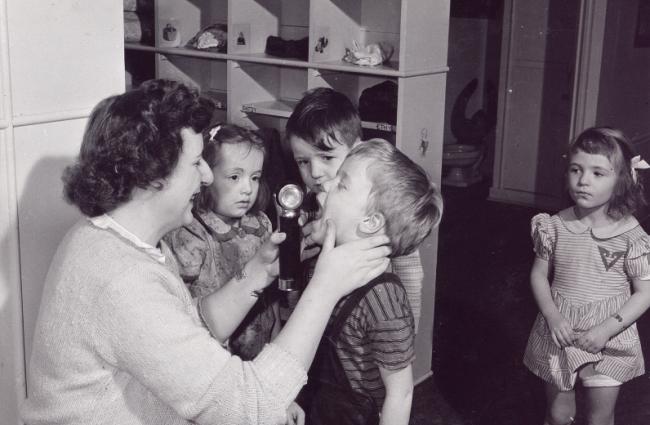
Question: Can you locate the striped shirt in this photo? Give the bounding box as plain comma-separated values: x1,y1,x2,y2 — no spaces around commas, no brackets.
523,208,650,390
332,276,415,407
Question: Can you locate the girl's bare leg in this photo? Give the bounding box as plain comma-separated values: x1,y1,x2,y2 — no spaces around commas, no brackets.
544,382,576,425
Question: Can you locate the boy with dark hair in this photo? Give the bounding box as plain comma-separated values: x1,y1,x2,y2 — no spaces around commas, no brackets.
306,138,443,425
284,87,426,330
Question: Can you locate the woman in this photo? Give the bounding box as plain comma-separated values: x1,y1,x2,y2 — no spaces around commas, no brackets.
21,79,390,425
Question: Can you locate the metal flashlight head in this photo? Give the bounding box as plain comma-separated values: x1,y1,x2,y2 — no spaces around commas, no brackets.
277,184,304,213
277,183,304,291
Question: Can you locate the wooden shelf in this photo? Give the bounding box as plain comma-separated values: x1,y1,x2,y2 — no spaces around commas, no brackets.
125,43,447,77
228,53,310,69
240,99,298,118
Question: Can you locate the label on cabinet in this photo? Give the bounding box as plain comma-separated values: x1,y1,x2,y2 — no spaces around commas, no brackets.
232,23,251,54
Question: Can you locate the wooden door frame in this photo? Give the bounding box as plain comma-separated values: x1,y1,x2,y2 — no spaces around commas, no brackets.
570,0,608,139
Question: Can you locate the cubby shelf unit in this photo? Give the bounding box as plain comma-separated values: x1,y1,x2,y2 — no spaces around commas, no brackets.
123,0,450,383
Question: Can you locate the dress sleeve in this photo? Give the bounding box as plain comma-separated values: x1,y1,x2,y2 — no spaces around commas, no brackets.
531,213,554,260
389,250,423,333
626,235,650,280
164,222,208,283
94,266,307,425
364,282,415,371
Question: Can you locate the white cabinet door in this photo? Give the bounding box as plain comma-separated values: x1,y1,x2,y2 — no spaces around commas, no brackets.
490,0,580,209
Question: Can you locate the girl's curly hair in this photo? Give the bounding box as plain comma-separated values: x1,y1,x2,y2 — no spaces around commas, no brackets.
63,79,215,216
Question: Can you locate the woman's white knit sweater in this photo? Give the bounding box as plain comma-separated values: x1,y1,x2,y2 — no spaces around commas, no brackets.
21,219,306,425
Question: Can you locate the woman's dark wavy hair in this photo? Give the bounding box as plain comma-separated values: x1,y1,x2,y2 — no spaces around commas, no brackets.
568,126,646,218
63,79,215,217
195,123,270,215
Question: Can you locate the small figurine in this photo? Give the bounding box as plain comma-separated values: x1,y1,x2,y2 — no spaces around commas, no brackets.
314,36,328,53
237,32,246,46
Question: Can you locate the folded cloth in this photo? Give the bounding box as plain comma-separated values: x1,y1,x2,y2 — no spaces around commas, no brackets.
265,36,309,60
186,24,228,53
342,40,394,67
359,80,398,124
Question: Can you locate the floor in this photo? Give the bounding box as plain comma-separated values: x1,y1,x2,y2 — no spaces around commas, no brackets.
409,180,650,425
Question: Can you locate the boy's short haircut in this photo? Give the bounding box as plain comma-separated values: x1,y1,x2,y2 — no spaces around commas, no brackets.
285,87,362,150
347,138,443,257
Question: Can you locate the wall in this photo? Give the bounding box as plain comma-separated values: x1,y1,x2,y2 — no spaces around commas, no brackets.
596,0,650,142
444,16,501,175
0,1,124,422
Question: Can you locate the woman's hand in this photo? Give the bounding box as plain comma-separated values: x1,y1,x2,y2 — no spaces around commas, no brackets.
574,324,610,354
310,220,391,299
545,313,575,349
284,401,305,425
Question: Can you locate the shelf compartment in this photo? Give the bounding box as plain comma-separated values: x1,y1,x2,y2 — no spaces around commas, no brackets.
229,61,307,130
310,70,398,121
156,0,228,51
156,54,228,99
310,0,401,70
229,0,309,59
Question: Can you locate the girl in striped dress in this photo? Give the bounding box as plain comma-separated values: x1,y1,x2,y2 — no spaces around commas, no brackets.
524,127,650,425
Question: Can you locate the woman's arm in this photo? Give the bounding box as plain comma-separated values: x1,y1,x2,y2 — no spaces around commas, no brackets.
201,221,390,367
274,220,391,367
530,256,574,347
576,278,650,353
378,364,413,425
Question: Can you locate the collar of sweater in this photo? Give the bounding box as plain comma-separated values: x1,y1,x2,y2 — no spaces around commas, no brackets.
89,214,166,263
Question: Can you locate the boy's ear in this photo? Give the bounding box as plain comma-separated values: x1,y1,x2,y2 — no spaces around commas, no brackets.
359,212,385,235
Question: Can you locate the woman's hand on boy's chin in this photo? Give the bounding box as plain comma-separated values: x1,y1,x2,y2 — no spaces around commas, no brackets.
310,220,391,299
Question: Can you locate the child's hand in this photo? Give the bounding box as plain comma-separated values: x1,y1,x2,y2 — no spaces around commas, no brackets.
285,401,304,425
247,232,286,285
311,220,391,298
300,218,326,261
574,325,610,354
545,313,575,348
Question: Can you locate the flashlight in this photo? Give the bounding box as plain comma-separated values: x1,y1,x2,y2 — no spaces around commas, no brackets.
276,183,304,291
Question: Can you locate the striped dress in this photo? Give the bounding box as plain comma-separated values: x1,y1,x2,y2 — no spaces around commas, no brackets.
523,208,650,390
331,275,415,407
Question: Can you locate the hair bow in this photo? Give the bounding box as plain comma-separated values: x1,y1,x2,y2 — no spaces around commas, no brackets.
208,125,222,142
631,155,650,183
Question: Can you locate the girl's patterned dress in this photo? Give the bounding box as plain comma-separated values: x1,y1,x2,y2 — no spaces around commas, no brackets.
165,210,277,360
524,207,650,390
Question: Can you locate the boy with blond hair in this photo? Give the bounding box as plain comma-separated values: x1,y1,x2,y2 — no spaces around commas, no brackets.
305,138,443,425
